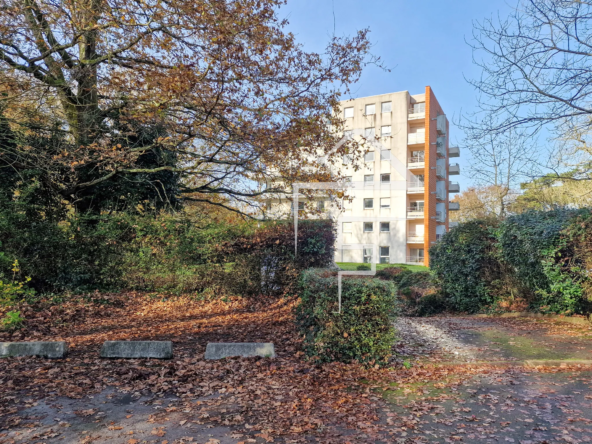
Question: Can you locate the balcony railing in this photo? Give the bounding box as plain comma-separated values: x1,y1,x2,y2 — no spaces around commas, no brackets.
436,233,444,241
449,163,460,175
407,207,425,219
436,114,447,135
408,108,425,121
406,256,425,265
449,182,460,193
436,136,446,157
435,210,445,222
436,188,446,200
408,155,425,169
449,202,460,211
449,146,460,158
407,235,425,243
407,183,425,193
436,164,446,178
408,133,425,145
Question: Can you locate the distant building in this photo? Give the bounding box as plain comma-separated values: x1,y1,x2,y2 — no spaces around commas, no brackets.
265,87,460,266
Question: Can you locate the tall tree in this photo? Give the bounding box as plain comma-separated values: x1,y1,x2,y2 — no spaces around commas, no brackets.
468,0,592,138
0,0,375,214
462,120,537,218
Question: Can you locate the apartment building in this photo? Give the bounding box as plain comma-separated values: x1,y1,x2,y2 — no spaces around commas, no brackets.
265,86,460,266
334,87,460,265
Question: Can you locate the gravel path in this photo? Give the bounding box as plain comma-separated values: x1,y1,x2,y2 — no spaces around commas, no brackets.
393,317,481,362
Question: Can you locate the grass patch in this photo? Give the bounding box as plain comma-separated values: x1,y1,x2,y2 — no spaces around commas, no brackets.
336,263,428,272
478,329,570,360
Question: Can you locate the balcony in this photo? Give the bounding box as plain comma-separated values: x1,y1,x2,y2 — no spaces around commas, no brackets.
436,136,446,157
449,202,460,211
436,164,446,178
436,188,446,200
407,235,424,244
449,163,460,175
449,146,460,157
449,182,460,193
408,132,425,145
408,108,425,121
407,183,425,194
407,207,425,219
406,256,425,265
408,155,425,169
435,210,446,223
450,221,459,228
436,114,447,135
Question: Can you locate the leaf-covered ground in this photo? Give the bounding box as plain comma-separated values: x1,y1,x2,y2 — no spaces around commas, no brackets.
2,294,592,443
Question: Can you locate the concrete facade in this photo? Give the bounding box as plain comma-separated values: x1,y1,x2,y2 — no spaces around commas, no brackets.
265,87,460,266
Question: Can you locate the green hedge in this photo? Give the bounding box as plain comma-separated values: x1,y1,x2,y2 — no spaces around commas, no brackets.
430,209,592,314
430,221,500,313
295,269,398,366
0,199,336,297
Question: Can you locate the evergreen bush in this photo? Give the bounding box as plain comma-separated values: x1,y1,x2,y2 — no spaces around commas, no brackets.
295,269,398,366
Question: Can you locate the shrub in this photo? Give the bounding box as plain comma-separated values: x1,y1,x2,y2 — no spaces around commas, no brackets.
1,310,25,331
413,293,448,317
430,221,501,313
430,209,592,315
222,220,336,297
395,270,444,316
0,260,35,306
356,264,371,270
295,268,398,366
376,267,407,281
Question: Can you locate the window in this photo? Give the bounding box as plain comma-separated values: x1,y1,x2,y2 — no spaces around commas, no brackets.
298,201,305,211
410,201,424,210
364,174,374,184
364,222,373,232
381,174,390,183
342,222,352,233
381,150,391,161
412,103,425,113
317,201,325,211
381,125,392,137
380,198,391,209
380,222,390,232
364,198,374,209
342,154,352,165
411,150,425,162
365,104,375,115
344,107,354,118
364,127,375,138
380,246,390,264
363,247,372,263
410,174,425,185
344,130,353,139
381,102,392,113
410,248,425,261
364,151,375,162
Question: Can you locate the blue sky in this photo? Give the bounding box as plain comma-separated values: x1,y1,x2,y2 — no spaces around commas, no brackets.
282,0,517,187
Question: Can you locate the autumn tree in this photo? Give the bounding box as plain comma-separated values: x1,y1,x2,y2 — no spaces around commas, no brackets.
451,185,515,223
0,0,375,215
511,174,592,212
